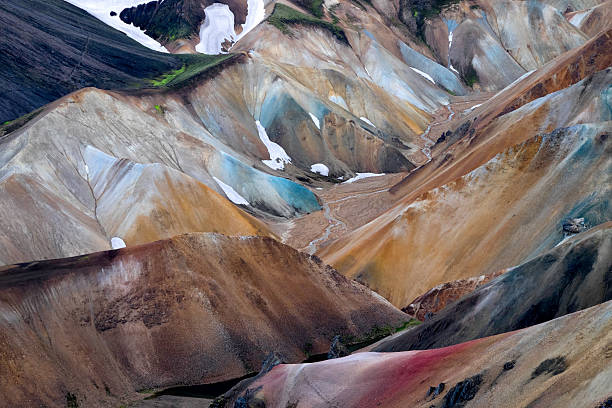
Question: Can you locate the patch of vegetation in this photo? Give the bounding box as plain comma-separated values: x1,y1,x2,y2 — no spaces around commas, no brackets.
146,53,236,89
154,104,165,114
311,0,324,18
209,396,228,408
119,0,195,43
137,388,156,394
150,65,186,86
303,342,314,357
463,64,479,87
341,319,421,351
399,0,460,40
65,392,79,408
0,107,43,138
267,3,348,44
329,4,340,24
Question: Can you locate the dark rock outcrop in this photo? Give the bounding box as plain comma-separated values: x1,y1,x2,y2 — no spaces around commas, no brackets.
426,382,446,400
327,335,350,359
442,374,482,408
118,0,248,44
530,356,568,379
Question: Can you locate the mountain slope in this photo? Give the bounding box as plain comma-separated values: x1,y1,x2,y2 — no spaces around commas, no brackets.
374,223,612,351
227,300,612,408
0,0,186,123
320,69,611,306
0,233,406,407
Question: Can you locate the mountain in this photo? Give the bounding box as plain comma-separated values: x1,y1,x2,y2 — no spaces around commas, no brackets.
1,0,610,406
320,68,611,307
0,233,406,407
0,0,185,123
226,300,612,408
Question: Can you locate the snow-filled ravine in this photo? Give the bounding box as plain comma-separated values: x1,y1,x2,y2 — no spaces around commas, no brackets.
309,113,321,129
63,0,168,52
360,117,375,127
196,0,265,54
256,120,292,170
213,177,250,205
410,67,435,84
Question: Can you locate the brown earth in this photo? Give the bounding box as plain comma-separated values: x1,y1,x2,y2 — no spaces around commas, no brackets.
0,233,406,407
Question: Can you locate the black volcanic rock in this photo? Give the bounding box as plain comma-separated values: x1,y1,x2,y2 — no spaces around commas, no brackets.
0,0,183,123
374,223,612,352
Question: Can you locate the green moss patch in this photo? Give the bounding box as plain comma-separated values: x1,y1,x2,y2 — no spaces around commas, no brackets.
463,64,479,87
0,108,43,138
145,53,237,89
341,319,421,351
267,3,348,44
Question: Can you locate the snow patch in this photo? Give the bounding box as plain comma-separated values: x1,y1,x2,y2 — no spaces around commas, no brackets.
342,173,385,184
309,112,320,129
463,103,482,114
569,9,592,27
111,237,126,249
240,0,265,39
256,120,291,170
310,163,329,176
63,0,168,52
360,117,375,127
196,3,236,54
449,64,460,74
410,67,435,84
196,0,265,54
213,177,250,205
328,94,349,110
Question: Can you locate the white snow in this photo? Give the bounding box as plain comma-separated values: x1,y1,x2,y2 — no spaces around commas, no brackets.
328,94,349,110
196,0,265,54
196,3,236,54
463,103,482,114
569,9,592,27
213,177,250,205
342,172,385,184
410,67,435,84
360,117,375,127
111,237,126,249
255,120,291,170
310,163,329,176
240,0,266,39
309,113,321,129
63,0,168,52
448,31,458,74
